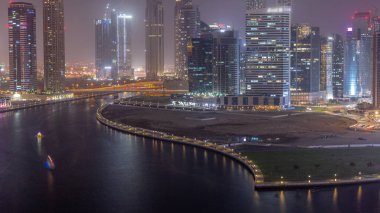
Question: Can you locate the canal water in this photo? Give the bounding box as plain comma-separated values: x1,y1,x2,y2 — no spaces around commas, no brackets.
0,95,379,213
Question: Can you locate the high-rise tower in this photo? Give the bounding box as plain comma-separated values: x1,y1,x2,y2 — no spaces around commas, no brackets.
246,0,266,10
290,24,321,105
175,0,200,80
373,17,380,108
278,0,291,6
117,14,133,79
43,0,65,93
245,6,292,107
8,2,37,92
145,0,164,81
344,12,373,98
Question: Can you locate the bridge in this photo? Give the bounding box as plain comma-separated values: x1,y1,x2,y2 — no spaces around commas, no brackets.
69,81,187,95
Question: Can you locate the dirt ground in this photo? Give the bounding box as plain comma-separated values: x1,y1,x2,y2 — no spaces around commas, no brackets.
102,105,357,145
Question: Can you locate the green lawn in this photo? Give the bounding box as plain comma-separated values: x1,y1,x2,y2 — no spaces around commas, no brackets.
244,148,380,182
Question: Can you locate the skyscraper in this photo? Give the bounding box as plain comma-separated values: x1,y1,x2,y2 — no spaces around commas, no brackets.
145,0,164,81
43,0,65,93
246,0,266,10
187,24,240,95
187,33,213,94
344,12,373,98
95,18,116,80
373,17,380,108
278,0,291,6
211,28,241,95
8,2,37,92
320,37,328,92
330,34,345,99
116,14,133,79
290,24,321,105
245,6,292,107
175,0,200,80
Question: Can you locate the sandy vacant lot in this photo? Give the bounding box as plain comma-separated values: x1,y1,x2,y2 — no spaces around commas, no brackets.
102,105,357,145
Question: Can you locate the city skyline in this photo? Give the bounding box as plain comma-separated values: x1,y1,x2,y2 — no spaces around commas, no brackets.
0,0,380,68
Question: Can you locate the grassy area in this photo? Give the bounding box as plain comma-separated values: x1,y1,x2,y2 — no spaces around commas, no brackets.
244,148,380,182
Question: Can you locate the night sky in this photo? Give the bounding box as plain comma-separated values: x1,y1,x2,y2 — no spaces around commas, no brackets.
0,0,379,68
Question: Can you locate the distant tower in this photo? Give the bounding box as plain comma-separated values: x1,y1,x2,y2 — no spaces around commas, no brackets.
95,18,115,80
174,0,200,80
278,0,292,6
246,0,266,10
344,12,373,98
145,0,164,81
116,14,133,79
373,17,380,108
43,0,66,93
8,2,37,92
290,24,321,105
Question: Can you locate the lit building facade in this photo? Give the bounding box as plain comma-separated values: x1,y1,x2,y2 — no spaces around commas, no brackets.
116,14,133,79
8,2,37,92
344,12,373,98
246,0,265,10
95,18,116,80
145,0,164,81
187,34,213,94
290,24,321,105
278,0,291,6
329,34,345,99
245,7,292,108
373,17,380,108
43,0,65,93
212,30,241,95
320,37,328,92
175,0,200,80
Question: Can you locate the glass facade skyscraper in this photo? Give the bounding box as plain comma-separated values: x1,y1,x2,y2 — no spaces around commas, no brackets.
145,0,164,81
95,18,116,80
175,0,200,80
373,17,380,108
116,14,133,79
245,6,292,107
290,24,321,104
8,2,37,92
344,12,373,98
43,0,66,93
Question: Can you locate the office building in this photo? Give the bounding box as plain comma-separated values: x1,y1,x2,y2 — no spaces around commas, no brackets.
146,0,164,81
175,0,200,80
344,12,373,98
8,2,37,92
212,29,241,95
246,0,265,10
116,14,133,79
187,34,213,94
43,0,65,92
373,17,380,108
95,18,117,80
290,24,321,105
245,6,292,108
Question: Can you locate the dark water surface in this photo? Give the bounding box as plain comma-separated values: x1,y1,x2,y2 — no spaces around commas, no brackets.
0,96,379,213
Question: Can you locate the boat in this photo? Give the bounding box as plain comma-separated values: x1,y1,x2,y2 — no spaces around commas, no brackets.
37,132,43,139
44,155,56,170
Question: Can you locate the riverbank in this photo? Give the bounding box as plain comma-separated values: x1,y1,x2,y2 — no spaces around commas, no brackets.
0,92,116,114
96,104,265,185
100,104,380,190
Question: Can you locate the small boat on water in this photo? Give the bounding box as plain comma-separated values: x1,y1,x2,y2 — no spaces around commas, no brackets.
37,132,43,139
44,155,56,170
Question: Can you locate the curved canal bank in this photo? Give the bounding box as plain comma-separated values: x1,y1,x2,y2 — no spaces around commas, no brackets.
99,104,380,191
96,104,265,184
